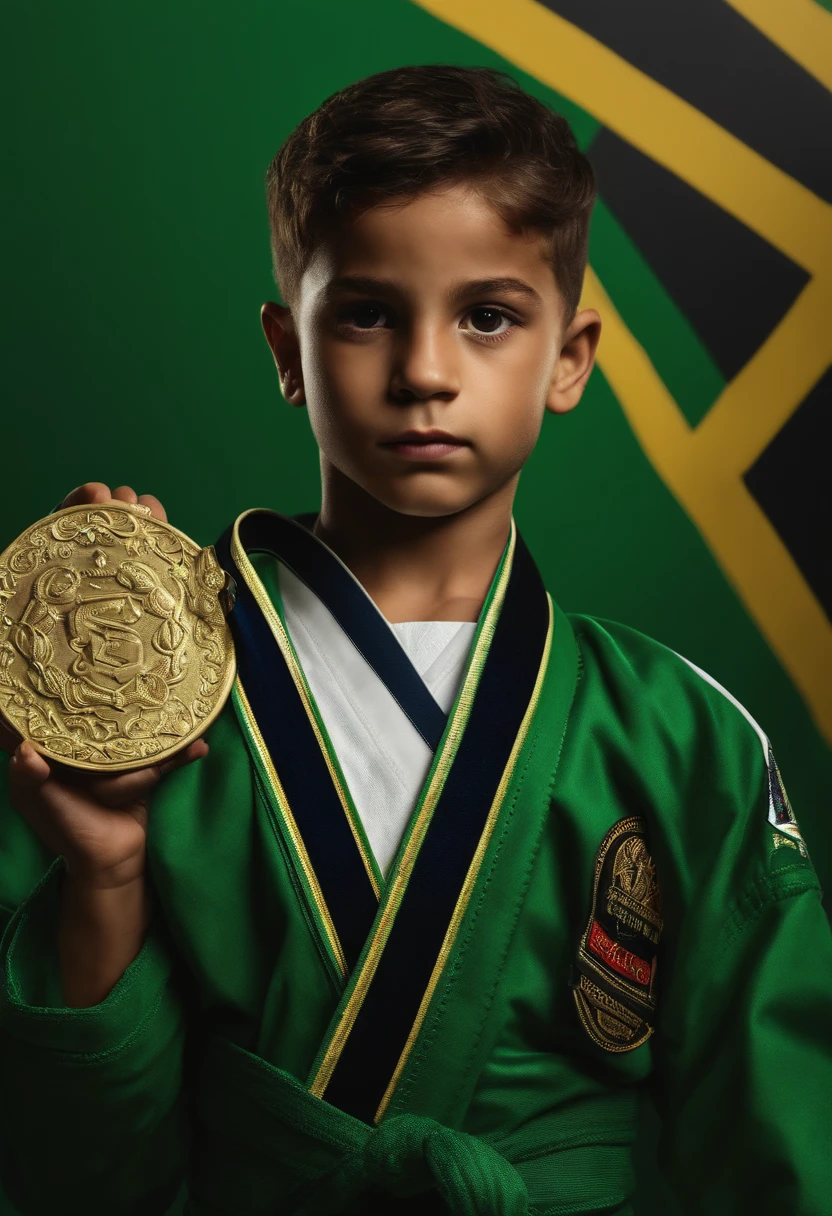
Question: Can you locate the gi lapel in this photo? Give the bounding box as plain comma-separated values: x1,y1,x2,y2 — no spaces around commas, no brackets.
216,509,460,979
381,600,580,1128
222,510,447,746
216,510,557,1126
305,523,555,1124
215,511,386,978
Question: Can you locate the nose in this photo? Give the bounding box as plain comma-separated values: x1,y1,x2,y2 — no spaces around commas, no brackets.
388,320,460,404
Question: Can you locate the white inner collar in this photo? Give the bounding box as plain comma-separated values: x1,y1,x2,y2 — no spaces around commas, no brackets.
276,562,476,878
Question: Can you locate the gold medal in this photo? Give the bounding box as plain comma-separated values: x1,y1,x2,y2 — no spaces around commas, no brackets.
0,504,236,772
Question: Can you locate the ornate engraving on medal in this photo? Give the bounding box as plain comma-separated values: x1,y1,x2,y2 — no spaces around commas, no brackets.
0,505,236,771
571,815,663,1053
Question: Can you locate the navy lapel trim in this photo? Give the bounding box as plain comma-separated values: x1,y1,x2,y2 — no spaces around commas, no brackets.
231,511,447,751
308,530,552,1123
215,513,380,972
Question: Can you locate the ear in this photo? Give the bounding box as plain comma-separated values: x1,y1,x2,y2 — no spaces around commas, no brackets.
544,308,602,417
261,302,305,406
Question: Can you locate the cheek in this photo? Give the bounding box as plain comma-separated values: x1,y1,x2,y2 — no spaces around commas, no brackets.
300,341,383,467
492,408,545,471
473,346,550,452
300,337,339,409
304,338,385,417
506,334,558,397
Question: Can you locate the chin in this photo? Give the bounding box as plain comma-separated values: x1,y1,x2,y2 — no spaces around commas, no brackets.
365,479,480,519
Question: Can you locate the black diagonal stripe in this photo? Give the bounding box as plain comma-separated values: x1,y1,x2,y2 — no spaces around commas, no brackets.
237,511,447,752
321,534,549,1123
538,0,832,204
744,366,832,622
589,128,808,381
215,526,378,973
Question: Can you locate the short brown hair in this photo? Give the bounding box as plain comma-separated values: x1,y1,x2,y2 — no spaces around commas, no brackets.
266,64,596,321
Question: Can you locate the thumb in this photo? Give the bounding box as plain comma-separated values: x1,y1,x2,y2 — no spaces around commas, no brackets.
8,741,52,792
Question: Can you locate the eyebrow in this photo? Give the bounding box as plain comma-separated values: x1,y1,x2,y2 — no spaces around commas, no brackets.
322,275,543,306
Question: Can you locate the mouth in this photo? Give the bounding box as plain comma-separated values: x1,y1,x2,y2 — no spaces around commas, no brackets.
379,429,470,461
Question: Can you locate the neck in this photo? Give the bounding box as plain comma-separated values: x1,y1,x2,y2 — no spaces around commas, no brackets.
314,465,517,623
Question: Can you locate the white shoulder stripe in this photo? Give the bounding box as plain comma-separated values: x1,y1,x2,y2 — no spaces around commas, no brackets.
674,652,770,765
674,655,809,851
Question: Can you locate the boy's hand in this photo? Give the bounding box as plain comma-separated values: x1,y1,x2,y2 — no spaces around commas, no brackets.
6,738,208,888
58,480,168,522
0,480,205,889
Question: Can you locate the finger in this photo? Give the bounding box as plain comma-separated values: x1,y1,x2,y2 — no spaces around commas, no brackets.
8,741,52,791
137,494,167,522
154,738,209,778
111,486,139,504
0,720,22,756
60,739,209,807
139,739,210,790
60,482,113,510
59,763,163,807
127,739,210,799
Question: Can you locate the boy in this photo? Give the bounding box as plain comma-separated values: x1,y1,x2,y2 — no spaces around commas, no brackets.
1,64,830,1215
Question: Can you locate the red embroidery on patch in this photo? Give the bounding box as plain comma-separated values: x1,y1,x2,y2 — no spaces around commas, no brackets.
588,921,651,987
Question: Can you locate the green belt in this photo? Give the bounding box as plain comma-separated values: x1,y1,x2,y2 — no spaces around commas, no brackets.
188,1032,636,1215
295,1112,527,1215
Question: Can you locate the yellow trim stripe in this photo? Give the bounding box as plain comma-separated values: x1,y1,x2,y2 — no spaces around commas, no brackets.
309,522,517,1098
691,278,832,476
725,0,832,93
233,677,347,978
411,0,832,273
582,268,832,743
374,593,555,1123
410,0,832,744
231,513,381,898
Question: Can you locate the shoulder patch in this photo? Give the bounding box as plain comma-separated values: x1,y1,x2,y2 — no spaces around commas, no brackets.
766,743,809,860
572,816,662,1053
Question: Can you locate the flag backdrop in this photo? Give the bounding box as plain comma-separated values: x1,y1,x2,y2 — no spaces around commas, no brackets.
2,3,830,1211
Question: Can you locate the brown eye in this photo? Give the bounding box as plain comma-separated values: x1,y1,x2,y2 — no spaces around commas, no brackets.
348,303,388,328
462,307,516,338
468,308,504,333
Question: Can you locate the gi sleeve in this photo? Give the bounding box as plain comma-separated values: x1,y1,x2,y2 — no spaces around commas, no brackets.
0,855,188,1215
651,709,832,1215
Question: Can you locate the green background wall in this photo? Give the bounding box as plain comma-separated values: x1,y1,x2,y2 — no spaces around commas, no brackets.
3,3,830,1212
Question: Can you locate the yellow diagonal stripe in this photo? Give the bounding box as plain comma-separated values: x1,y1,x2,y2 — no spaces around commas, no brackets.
693,277,832,476
725,0,832,92
413,0,832,744
411,0,832,273
582,267,832,743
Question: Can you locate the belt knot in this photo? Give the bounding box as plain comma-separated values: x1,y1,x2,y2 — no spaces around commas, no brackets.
302,1112,528,1214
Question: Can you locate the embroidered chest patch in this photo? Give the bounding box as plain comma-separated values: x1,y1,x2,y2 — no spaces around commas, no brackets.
572,815,663,1053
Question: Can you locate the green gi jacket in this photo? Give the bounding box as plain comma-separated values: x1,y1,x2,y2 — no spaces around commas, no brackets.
0,515,830,1216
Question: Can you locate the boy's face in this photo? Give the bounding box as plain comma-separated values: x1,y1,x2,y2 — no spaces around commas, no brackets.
263,183,600,519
